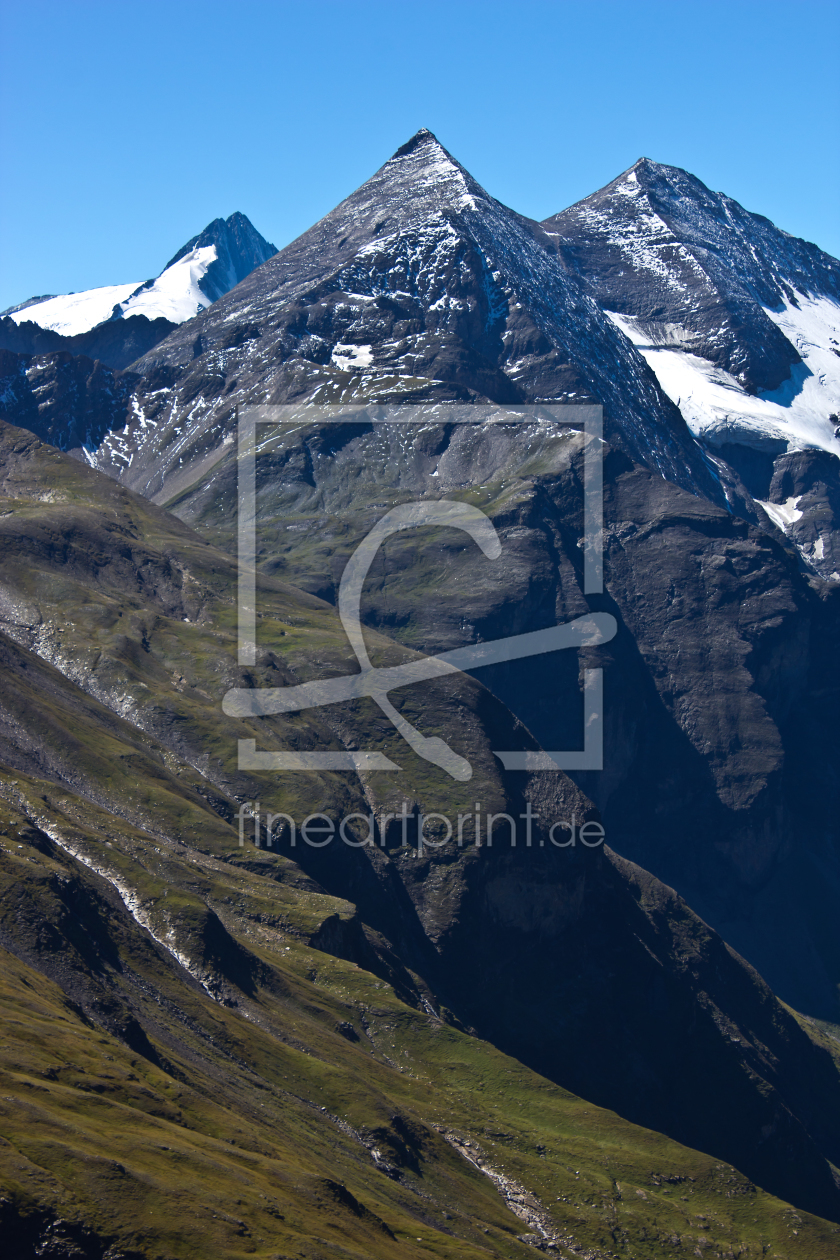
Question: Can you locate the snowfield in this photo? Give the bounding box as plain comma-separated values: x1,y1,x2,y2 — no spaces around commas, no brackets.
9,283,142,336
119,244,218,324
607,293,840,458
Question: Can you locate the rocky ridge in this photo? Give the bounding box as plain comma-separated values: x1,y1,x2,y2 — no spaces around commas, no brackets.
543,158,840,577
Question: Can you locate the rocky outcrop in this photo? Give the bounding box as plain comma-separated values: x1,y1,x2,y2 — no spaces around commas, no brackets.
0,312,178,371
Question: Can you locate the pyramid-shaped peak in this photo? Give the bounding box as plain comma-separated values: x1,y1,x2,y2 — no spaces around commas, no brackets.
162,211,276,275
322,128,493,224
580,157,722,214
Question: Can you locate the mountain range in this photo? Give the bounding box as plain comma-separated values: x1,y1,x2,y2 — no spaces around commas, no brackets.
1,130,839,1259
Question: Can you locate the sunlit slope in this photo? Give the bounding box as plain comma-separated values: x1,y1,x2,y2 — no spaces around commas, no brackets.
1,794,839,1260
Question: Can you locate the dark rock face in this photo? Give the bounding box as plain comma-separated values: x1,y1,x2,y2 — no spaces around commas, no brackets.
0,348,132,451
765,446,840,574
0,1198,130,1260
174,412,840,1025
439,842,840,1222
543,157,840,394
0,312,178,371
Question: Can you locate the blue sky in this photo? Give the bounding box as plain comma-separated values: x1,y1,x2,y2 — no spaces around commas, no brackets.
1,0,838,310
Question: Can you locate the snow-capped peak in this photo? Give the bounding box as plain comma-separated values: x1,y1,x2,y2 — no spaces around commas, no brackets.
545,159,840,577
115,211,278,326
5,212,277,338
544,158,840,394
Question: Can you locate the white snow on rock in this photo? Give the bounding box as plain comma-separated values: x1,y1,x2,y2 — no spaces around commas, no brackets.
7,238,231,337
757,496,804,533
606,294,840,457
8,283,142,336
332,343,373,370
577,170,706,296
119,244,218,324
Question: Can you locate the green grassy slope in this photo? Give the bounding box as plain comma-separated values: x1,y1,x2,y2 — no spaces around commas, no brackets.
1,793,838,1260
1,420,840,1254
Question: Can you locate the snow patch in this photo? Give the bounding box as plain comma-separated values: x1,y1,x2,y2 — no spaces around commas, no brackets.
757,496,803,532
7,241,223,335
332,343,373,371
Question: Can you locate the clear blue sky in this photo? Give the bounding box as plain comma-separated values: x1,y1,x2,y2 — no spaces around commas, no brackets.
1,0,838,311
